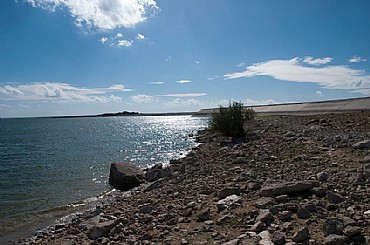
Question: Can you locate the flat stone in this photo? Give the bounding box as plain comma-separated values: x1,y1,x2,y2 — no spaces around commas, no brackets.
218,187,239,199
87,220,116,240
353,140,370,149
342,226,362,237
260,181,319,197
255,197,275,209
249,221,266,233
217,194,241,211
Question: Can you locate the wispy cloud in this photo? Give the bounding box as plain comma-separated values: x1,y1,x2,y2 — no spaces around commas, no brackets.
165,98,202,108
351,89,370,95
159,93,207,98
149,81,164,85
224,57,370,90
117,40,133,47
237,62,246,68
131,94,155,104
176,80,191,84
26,0,159,30
99,37,108,44
316,90,323,96
348,55,367,63
0,82,130,103
245,98,279,106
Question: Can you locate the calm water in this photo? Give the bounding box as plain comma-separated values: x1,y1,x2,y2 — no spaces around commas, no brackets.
0,116,208,237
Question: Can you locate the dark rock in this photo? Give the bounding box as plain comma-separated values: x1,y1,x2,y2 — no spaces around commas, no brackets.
271,231,285,245
324,218,344,235
260,181,319,197
292,226,309,242
277,211,292,221
324,234,349,245
327,192,344,204
342,226,361,237
297,207,311,219
197,208,211,222
256,209,274,223
249,221,266,233
218,187,239,199
317,171,329,181
352,140,370,149
109,163,145,191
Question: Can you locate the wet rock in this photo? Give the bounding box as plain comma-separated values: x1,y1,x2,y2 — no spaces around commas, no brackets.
109,163,145,191
292,226,309,243
260,181,319,197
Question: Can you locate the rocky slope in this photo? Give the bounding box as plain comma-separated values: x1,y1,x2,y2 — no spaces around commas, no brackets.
17,112,370,245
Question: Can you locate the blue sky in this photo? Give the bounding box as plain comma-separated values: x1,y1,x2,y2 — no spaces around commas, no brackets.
1,0,370,117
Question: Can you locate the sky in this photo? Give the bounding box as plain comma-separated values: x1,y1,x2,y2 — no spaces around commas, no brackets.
1,0,370,117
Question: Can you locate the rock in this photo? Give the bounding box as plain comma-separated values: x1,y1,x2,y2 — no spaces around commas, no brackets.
218,187,239,199
360,154,370,163
247,182,262,191
222,239,240,245
249,221,266,233
342,226,361,237
217,194,241,211
327,192,344,204
197,208,211,222
364,163,370,177
256,209,274,223
292,226,309,243
87,220,116,240
271,231,285,245
317,171,329,181
260,181,319,197
255,197,275,209
324,234,349,245
277,211,292,221
138,205,153,214
353,140,370,149
297,207,311,219
109,163,145,191
259,230,274,245
284,131,296,138
324,218,344,235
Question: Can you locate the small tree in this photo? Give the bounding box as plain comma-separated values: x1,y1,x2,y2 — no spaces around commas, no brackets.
210,102,255,137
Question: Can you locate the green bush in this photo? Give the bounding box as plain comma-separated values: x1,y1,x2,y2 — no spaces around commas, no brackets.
209,102,255,137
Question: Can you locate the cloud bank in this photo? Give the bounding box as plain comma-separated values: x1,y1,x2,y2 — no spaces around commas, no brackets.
26,0,159,30
0,82,130,103
225,57,370,90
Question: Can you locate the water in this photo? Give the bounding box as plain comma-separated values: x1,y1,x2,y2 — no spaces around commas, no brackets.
0,116,208,238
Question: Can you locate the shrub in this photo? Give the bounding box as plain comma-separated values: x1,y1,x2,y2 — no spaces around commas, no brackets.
209,102,255,137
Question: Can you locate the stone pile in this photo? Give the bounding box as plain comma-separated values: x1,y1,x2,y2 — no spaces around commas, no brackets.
17,112,370,244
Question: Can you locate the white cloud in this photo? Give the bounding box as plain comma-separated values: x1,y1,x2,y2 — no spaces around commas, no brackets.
99,37,108,44
348,56,367,63
136,33,145,40
176,80,191,84
245,98,279,106
165,56,172,62
26,0,159,30
116,33,123,38
207,75,220,81
117,40,133,47
149,81,164,85
0,82,129,103
224,57,370,89
316,90,323,96
160,93,207,98
165,98,202,108
303,56,333,65
131,94,154,104
195,61,200,64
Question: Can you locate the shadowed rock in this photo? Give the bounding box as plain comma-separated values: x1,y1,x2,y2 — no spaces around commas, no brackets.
109,163,145,191
260,181,319,197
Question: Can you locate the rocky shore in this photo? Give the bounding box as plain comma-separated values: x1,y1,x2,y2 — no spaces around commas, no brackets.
17,112,370,245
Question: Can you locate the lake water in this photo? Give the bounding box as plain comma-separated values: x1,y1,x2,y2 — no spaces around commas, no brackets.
0,116,208,238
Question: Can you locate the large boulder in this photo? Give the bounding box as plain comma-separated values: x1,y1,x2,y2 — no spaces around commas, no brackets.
260,181,319,197
109,163,145,191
